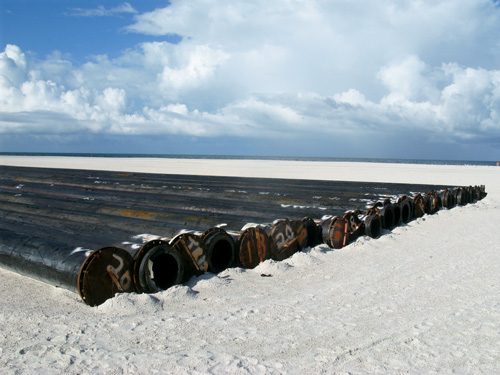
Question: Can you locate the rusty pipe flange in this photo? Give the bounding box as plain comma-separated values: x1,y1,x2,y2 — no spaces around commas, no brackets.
319,217,336,247
237,227,273,269
424,191,439,214
440,189,451,209
344,211,365,244
413,194,425,218
301,217,322,247
473,186,481,201
449,188,458,207
269,219,305,261
201,227,237,274
77,246,135,307
170,233,208,281
464,186,472,204
455,187,466,206
291,219,308,249
462,186,468,204
461,186,469,204
480,185,488,199
475,185,487,200
328,216,350,249
134,241,185,293
467,186,475,203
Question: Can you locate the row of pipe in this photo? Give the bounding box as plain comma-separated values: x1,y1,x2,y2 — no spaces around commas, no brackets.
317,185,487,251
80,185,486,305
0,164,486,306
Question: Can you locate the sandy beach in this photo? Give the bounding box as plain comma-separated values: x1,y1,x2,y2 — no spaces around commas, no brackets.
0,156,499,374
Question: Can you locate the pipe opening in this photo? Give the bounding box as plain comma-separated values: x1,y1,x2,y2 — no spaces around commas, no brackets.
149,252,180,290
424,197,433,214
302,218,321,247
138,244,185,293
209,239,234,273
365,215,382,238
382,208,394,229
401,202,411,223
392,204,402,226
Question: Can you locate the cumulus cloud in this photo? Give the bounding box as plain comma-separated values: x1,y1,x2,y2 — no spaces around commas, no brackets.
158,44,229,90
1,0,500,157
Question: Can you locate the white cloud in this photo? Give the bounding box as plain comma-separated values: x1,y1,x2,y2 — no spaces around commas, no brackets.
0,45,27,87
333,89,368,107
2,0,500,157
158,44,229,90
69,2,137,17
440,64,500,133
126,0,500,96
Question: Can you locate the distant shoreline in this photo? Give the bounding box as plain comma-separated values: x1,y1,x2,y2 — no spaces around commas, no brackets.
0,152,495,167
0,155,495,190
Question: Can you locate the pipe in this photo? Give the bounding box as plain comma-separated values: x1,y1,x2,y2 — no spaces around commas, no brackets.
424,191,439,214
0,229,135,307
413,194,425,218
380,204,395,229
455,188,466,206
364,214,382,238
439,189,452,209
0,165,455,228
268,219,308,261
301,217,323,248
201,227,238,274
319,217,336,248
392,203,402,227
397,197,412,223
0,165,483,306
320,215,351,249
132,239,185,293
236,226,272,269
170,233,209,280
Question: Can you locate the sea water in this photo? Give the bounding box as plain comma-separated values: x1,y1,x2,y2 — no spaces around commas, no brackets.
0,152,496,167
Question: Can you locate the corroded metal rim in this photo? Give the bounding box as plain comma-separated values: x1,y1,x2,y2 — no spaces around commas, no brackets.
77,246,135,307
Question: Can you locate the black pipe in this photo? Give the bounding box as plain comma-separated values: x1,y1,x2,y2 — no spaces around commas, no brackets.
0,165,454,224
364,214,382,238
380,205,395,229
268,219,308,261
133,239,185,293
399,199,412,223
301,217,323,247
392,203,402,227
201,227,237,273
0,229,135,306
0,165,477,306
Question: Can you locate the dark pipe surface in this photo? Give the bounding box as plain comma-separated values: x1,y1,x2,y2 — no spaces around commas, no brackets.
0,165,464,305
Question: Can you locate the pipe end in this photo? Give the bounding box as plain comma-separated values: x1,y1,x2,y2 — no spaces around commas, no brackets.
77,247,135,307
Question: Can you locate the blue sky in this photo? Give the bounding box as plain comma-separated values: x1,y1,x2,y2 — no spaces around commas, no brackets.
1,0,500,160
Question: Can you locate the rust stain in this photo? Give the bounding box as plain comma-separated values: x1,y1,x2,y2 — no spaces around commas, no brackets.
97,207,172,221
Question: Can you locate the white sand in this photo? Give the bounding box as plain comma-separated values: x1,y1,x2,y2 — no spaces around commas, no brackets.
0,156,499,374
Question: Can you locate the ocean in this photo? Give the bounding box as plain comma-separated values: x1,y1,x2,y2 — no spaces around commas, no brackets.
0,152,497,167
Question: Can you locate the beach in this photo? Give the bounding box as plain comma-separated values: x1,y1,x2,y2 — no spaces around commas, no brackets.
0,156,499,374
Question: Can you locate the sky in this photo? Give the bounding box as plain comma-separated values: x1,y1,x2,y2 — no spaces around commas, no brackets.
1,0,500,160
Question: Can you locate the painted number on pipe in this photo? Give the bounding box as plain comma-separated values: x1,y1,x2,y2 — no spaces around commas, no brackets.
275,223,294,251
186,237,208,272
107,254,132,292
